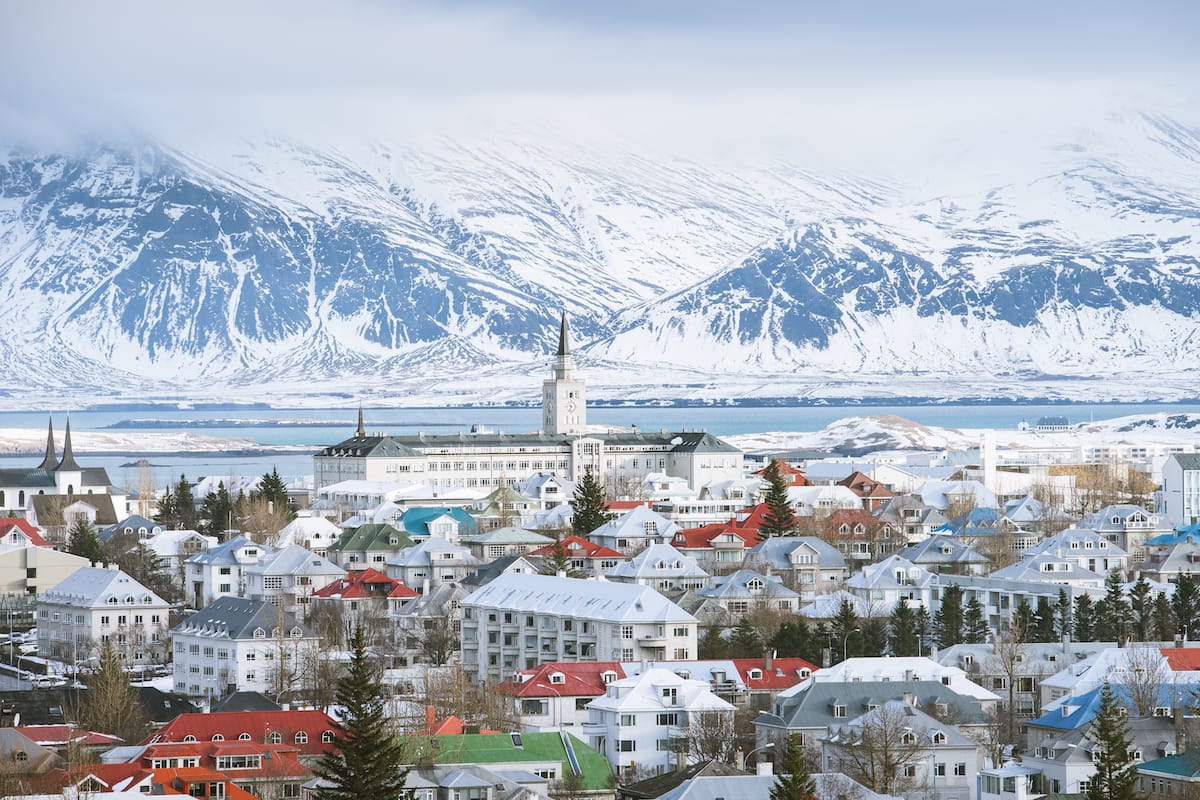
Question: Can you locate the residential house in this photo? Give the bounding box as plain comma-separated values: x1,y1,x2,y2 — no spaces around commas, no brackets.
37,566,170,666
845,555,937,616
169,596,321,700
462,555,541,589
472,486,541,532
308,567,419,638
499,661,627,732
143,710,339,762
1162,453,1200,527
386,536,481,591
670,523,760,573
183,536,275,609
934,643,1102,718
605,544,709,594
787,485,863,519
978,764,1045,800
1020,529,1129,576
589,506,680,554
324,523,415,571
518,472,575,510
460,573,699,682
988,553,1107,590
821,701,983,800
582,667,736,775
620,657,817,711
0,727,62,780
679,570,798,628
242,545,346,613
525,536,627,579
394,506,478,544
98,515,163,541
144,530,217,582
1141,538,1200,583
463,527,556,562
1139,754,1200,799
274,516,343,556
895,535,990,575
118,739,312,800
742,536,847,600
391,581,468,667
874,496,950,545
837,470,896,512
795,658,1000,706
1081,504,1172,563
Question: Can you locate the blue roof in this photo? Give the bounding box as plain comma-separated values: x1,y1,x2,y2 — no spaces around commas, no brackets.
1147,530,1200,547
1032,683,1200,731
399,506,478,538
937,507,1003,537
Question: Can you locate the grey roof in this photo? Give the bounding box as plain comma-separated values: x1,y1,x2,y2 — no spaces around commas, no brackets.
187,534,274,565
1171,453,1200,471
694,569,798,601
388,536,480,569
247,544,345,577
211,691,282,712
744,536,846,570
172,595,315,641
756,680,990,734
317,428,741,457
462,555,534,587
41,566,168,608
462,572,697,624
463,527,554,546
30,493,120,526
825,700,977,747
896,535,990,566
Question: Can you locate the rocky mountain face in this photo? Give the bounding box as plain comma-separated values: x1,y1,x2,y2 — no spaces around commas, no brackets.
1,114,1199,404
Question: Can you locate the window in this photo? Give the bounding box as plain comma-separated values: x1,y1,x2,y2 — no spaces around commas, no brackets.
268,732,281,744
620,714,636,726
322,730,335,743
621,625,634,639
954,763,967,776
656,713,678,725
212,734,224,742
295,732,308,744
618,740,636,752
833,704,846,718
934,763,946,777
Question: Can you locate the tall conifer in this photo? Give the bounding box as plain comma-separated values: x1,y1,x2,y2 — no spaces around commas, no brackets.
1085,684,1138,800
570,469,616,536
759,459,799,538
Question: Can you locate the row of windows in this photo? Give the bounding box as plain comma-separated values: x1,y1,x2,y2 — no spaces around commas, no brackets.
160,731,334,745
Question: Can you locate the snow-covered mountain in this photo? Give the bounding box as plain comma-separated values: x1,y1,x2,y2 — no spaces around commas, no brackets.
1,113,1199,407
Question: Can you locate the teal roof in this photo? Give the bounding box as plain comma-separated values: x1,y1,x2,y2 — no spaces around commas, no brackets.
400,507,478,538
1140,754,1200,778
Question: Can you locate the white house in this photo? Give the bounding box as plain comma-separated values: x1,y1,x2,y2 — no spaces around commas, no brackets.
170,595,321,700
385,536,480,591
37,566,170,666
1020,529,1128,576
460,573,699,682
242,544,346,612
582,667,735,776
588,506,680,554
605,543,710,593
275,516,344,556
183,536,274,609
1162,453,1200,527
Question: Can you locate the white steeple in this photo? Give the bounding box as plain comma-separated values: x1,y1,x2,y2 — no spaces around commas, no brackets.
542,313,586,436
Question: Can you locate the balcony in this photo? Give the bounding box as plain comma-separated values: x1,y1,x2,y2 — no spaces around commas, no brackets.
638,633,669,646
581,721,606,736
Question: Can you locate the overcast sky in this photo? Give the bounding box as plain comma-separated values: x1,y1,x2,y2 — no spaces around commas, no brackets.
2,0,1197,168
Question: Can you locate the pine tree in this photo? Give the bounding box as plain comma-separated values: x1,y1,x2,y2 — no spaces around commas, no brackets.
75,639,149,743
934,584,965,648
962,597,989,644
770,619,817,663
1172,572,1200,637
698,626,728,660
1055,589,1073,640
256,467,294,512
1085,683,1139,800
914,605,932,654
1128,577,1154,642
759,459,799,538
155,485,179,528
1095,570,1132,645
1154,592,1177,642
831,598,861,663
569,469,616,536
1074,594,1097,642
66,517,103,564
1033,595,1057,643
175,474,198,530
770,733,816,800
888,597,920,657
313,624,410,800
200,481,235,538
539,535,585,578
730,616,765,658
1012,597,1035,642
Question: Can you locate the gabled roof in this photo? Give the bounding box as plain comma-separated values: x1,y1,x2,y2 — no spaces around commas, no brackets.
186,535,273,565
745,535,845,571
588,504,680,540
41,567,168,609
14,724,123,748
695,569,798,601
398,506,478,538
671,523,760,550
145,710,338,756
621,759,749,799
31,493,120,526
462,527,554,546
753,459,809,486
311,567,418,600
326,523,415,553
0,517,49,547
896,535,990,566
462,555,539,587
171,596,315,641
388,536,480,569
461,573,697,624
526,535,624,560
837,471,895,499
605,543,709,581
498,661,626,698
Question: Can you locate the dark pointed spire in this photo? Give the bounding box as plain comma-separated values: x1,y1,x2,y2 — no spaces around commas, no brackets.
556,312,570,357
57,415,81,472
356,404,365,438
37,416,57,471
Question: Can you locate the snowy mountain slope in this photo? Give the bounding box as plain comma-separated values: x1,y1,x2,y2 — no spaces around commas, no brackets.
1,113,1199,405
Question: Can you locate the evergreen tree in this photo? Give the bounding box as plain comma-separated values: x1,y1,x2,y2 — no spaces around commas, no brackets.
888,597,920,657
698,626,728,660
569,469,616,536
155,485,179,528
1172,572,1200,637
1128,577,1154,643
934,584,965,648
770,734,816,800
1154,592,1177,642
1033,595,1057,643
1012,597,1035,642
1055,589,1073,640
1095,570,1132,645
1074,594,1097,642
914,605,932,655
313,624,410,800
758,459,799,538
831,598,861,663
175,474,198,530
538,534,586,578
860,617,888,657
66,517,104,564
102,531,179,604
255,467,295,520
730,616,765,658
1085,684,1139,800
200,481,235,538
75,639,149,743
770,619,818,664
962,597,989,644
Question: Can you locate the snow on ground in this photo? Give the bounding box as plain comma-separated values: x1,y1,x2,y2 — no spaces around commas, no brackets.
0,428,269,455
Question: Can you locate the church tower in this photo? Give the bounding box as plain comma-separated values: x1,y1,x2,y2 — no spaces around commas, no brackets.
542,313,586,436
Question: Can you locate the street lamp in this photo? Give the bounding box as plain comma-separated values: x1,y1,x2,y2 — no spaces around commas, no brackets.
535,681,564,732
843,628,861,664
743,742,775,771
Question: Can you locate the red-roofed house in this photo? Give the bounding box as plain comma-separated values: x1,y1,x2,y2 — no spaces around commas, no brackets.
525,536,628,578
1162,646,1200,671
0,518,50,550
130,740,313,798
497,661,626,732
13,724,123,757
753,459,810,487
837,471,897,512
821,508,903,561
671,522,762,570
150,766,261,800
145,710,338,761
25,763,156,796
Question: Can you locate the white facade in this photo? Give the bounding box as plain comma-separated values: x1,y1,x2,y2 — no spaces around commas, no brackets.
1162,454,1200,527
37,567,170,665
582,667,735,775
183,536,273,609
460,573,699,682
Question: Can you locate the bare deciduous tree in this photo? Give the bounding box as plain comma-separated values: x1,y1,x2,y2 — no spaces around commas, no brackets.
1112,645,1171,716
684,710,738,765
417,665,519,732
822,702,929,796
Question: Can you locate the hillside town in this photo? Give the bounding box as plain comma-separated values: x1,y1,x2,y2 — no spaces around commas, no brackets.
0,319,1199,800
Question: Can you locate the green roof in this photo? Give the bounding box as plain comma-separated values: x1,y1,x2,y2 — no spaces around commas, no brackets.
327,523,415,553
1140,754,1200,778
411,732,613,791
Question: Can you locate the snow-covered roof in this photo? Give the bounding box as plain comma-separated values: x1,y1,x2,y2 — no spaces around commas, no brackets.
461,573,697,624
586,667,734,713
606,543,708,581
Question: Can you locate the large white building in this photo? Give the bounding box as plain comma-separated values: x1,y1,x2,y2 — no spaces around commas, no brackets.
0,418,127,518
37,566,170,666
313,317,744,494
582,667,735,776
460,573,699,682
1162,453,1200,527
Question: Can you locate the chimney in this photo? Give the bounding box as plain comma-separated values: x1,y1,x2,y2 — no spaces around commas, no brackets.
422,577,431,595
903,691,915,706
765,649,774,671
427,705,436,733
757,761,774,777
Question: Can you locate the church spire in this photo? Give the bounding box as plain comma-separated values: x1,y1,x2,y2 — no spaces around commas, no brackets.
356,404,365,438
37,416,57,471
556,312,570,357
57,415,81,472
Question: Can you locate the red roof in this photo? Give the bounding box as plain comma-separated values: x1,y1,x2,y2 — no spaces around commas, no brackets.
14,724,122,747
139,741,312,780
146,710,338,757
497,661,626,698
311,567,418,600
0,517,49,546
1162,647,1200,670
826,508,886,531
731,658,819,690
753,459,809,486
837,471,896,499
527,535,625,560
27,763,154,794
151,767,260,800
605,500,652,511
672,523,760,550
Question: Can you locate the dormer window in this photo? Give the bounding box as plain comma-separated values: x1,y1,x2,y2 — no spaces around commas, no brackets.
901,732,916,744
212,734,224,741
253,628,266,639
549,672,565,685
601,671,617,684
239,733,251,741
748,669,763,680
932,731,946,744
747,579,764,592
